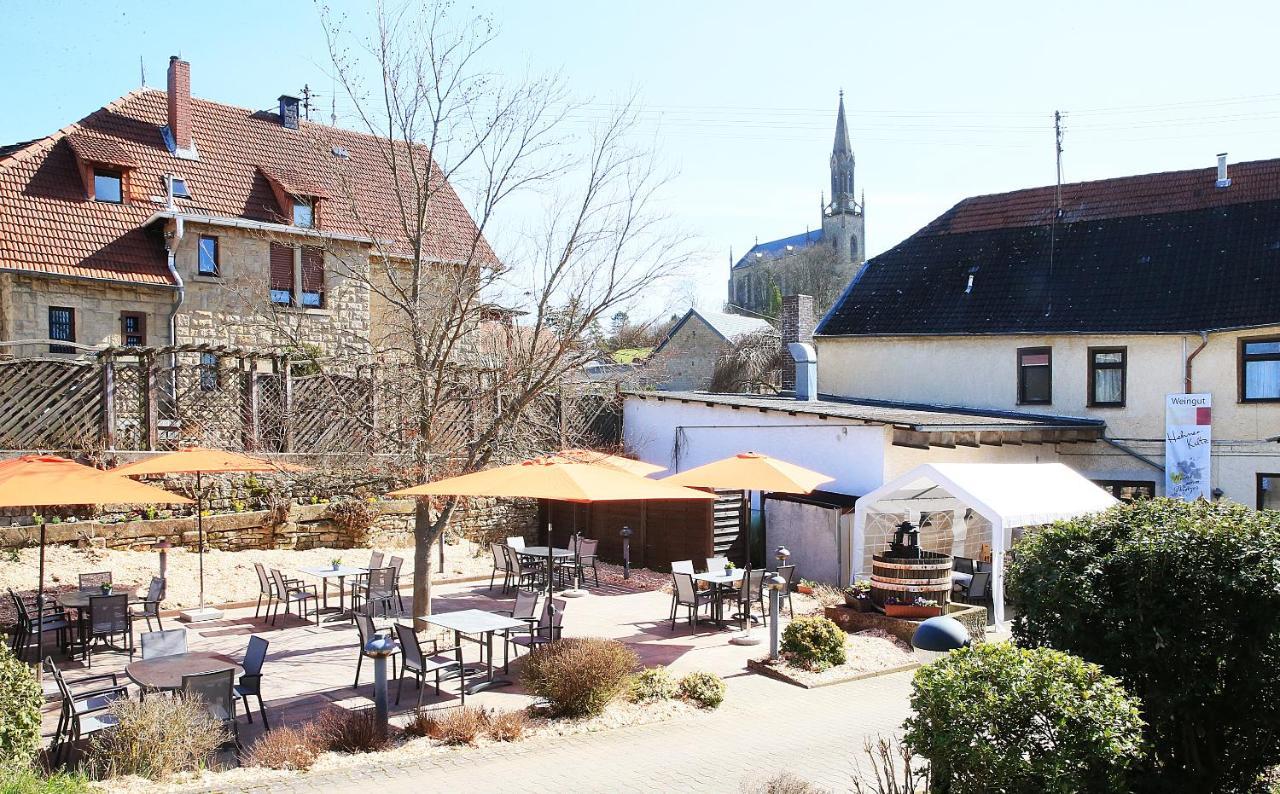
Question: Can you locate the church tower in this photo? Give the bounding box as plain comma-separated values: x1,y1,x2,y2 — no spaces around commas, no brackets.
822,92,865,268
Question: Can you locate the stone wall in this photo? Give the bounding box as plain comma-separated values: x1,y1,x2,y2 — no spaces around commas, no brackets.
0,273,175,356
646,314,730,391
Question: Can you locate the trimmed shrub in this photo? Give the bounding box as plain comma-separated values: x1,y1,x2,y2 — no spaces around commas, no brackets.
521,638,638,717
312,708,391,753
741,771,825,793
0,646,42,772
1008,498,1280,793
485,709,527,742
678,671,726,709
630,666,679,702
904,642,1144,794
89,695,227,780
780,615,846,671
243,725,323,771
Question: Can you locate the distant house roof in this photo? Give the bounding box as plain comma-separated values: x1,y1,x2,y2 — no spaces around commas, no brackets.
818,157,1280,336
0,89,496,287
732,228,823,270
652,308,773,355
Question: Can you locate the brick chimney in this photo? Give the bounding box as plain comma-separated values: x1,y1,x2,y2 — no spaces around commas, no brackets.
167,56,192,151
779,294,816,392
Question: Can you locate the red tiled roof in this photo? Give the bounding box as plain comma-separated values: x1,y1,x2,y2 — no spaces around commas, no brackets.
0,89,497,287
258,164,332,200
921,158,1280,235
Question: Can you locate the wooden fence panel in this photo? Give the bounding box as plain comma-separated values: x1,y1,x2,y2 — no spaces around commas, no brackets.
0,359,101,449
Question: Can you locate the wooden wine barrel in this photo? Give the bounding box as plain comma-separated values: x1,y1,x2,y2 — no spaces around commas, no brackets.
869,549,953,607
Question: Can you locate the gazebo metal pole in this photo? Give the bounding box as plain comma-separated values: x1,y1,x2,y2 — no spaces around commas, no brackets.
197,470,205,612
36,522,46,673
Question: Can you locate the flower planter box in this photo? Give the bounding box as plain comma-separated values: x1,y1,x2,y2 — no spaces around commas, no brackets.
796,584,814,595
843,593,875,612
884,604,944,620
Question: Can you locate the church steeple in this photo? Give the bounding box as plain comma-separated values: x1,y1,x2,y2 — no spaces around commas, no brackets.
829,91,856,215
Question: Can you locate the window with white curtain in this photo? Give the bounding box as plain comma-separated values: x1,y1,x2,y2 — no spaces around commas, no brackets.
1088,347,1126,407
1241,338,1280,402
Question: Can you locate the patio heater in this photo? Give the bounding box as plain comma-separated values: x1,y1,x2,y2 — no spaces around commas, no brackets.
765,571,787,660
620,525,633,580
365,634,396,736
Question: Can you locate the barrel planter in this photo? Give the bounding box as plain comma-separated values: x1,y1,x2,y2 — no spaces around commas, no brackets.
870,549,953,611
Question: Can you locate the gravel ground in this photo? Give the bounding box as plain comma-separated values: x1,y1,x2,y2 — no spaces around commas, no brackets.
758,628,918,687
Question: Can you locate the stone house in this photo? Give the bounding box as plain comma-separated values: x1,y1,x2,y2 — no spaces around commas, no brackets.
0,56,495,361
645,307,772,391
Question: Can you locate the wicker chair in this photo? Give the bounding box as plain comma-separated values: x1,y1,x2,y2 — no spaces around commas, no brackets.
234,635,270,729
84,594,133,668
132,577,166,632
182,668,238,747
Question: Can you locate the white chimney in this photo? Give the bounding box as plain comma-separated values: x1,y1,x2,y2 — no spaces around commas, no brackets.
1216,153,1231,188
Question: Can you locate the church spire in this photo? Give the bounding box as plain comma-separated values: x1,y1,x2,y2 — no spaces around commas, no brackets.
829,90,856,215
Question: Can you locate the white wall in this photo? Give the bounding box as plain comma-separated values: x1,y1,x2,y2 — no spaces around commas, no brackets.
623,396,886,496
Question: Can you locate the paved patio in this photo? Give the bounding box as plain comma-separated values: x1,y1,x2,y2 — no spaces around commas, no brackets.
40,574,827,754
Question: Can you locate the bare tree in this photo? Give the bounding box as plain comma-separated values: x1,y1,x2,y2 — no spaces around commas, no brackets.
785,244,852,313
244,1,694,618
709,328,787,394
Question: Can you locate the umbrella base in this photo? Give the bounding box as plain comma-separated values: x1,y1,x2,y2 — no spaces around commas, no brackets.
729,632,764,646
179,607,223,623
560,588,589,598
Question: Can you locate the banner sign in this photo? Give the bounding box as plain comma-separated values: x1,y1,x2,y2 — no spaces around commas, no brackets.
1165,393,1212,500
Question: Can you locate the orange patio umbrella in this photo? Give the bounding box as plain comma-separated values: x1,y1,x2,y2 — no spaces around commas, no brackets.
539,449,664,477
389,457,715,595
0,455,192,665
114,447,308,621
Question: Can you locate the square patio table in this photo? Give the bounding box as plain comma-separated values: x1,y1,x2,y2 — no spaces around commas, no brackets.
297,565,367,620
423,609,528,701
693,569,745,627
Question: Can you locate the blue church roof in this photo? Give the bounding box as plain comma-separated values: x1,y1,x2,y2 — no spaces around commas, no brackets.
733,228,824,270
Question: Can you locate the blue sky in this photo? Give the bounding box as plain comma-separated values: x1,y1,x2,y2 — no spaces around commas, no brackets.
4,1,1279,318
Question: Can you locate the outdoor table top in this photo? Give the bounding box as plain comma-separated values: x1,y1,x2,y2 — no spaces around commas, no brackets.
693,570,746,585
125,652,244,691
56,590,141,609
423,608,530,635
297,565,368,578
518,546,573,558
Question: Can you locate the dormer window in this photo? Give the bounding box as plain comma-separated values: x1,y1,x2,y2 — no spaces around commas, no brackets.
293,198,315,228
93,170,123,204
168,176,191,199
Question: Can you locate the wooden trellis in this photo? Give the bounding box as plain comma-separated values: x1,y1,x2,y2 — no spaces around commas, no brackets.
0,358,101,449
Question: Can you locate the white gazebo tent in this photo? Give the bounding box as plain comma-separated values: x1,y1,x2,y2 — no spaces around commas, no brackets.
850,463,1117,625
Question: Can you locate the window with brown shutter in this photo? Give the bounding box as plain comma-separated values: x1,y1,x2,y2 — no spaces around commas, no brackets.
301,246,324,308
269,242,294,305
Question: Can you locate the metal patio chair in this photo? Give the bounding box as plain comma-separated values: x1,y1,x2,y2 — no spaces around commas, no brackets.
774,564,797,617
253,562,274,618
132,576,166,631
182,668,238,747
268,568,319,625
725,568,768,630
393,623,461,707
506,536,526,550
509,597,568,668
489,542,513,591
234,635,270,730
140,628,187,659
84,593,133,668
388,556,407,612
78,571,112,592
669,571,714,630
8,588,70,660
47,657,128,764
353,612,399,688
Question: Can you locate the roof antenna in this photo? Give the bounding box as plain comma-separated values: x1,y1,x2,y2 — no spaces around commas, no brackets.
139,56,146,88
300,84,314,121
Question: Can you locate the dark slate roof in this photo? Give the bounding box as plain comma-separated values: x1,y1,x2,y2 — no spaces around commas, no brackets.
818,158,1280,335
623,390,1105,433
732,228,823,270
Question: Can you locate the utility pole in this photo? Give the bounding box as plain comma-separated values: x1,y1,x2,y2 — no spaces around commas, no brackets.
1046,110,1065,318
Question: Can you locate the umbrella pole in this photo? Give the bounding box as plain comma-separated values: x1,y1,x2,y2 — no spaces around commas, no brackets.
198,470,205,611
36,522,46,674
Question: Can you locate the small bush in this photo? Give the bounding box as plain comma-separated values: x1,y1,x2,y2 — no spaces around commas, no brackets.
243,725,323,771
780,615,847,671
678,671,726,709
485,709,527,742
630,666,679,702
0,768,90,794
0,646,42,772
905,642,1144,794
521,638,638,717
312,708,391,754
742,771,825,793
432,707,488,746
89,695,227,780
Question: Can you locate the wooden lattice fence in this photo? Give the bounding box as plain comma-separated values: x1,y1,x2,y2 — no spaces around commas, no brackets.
0,358,102,449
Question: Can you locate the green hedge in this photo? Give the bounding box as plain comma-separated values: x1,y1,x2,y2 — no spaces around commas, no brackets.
0,646,42,772
1008,498,1280,793
905,642,1144,793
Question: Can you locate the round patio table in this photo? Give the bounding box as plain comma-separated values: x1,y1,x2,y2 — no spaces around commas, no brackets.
125,652,243,691
57,590,141,609
519,546,573,559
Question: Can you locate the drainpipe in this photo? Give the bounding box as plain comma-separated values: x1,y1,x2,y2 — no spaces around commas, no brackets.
1184,331,1208,393
163,180,186,348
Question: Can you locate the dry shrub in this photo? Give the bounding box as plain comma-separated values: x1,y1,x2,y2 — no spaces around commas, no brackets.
401,707,527,745
89,694,226,780
742,772,826,794
312,707,391,754
328,499,378,546
521,638,639,718
485,709,527,742
242,725,324,771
